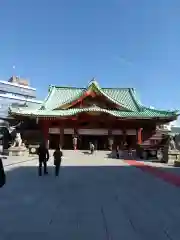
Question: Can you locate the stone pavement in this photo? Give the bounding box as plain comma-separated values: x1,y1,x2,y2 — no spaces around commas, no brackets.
2,155,36,167
1,151,180,239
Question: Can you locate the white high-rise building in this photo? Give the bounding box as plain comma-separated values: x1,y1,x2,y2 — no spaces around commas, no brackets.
0,76,42,118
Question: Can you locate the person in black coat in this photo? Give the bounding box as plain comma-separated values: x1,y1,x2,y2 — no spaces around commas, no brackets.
0,157,6,188
37,143,49,176
53,146,63,177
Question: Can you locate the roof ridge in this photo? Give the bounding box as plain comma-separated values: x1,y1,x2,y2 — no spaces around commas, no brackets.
129,88,142,111
41,85,56,109
49,85,134,90
102,87,134,90
52,86,85,89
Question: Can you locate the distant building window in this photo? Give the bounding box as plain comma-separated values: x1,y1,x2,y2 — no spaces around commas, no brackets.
0,83,36,98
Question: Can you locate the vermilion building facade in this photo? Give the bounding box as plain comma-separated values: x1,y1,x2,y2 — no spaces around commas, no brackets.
9,80,178,150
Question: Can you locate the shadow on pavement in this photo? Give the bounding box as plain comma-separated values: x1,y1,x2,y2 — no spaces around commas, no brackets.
1,163,180,239
82,151,91,155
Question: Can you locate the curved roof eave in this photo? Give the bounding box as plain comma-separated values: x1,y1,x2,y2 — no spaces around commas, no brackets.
9,106,177,119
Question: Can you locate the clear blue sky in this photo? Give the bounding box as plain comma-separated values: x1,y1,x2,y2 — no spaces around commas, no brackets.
0,0,180,112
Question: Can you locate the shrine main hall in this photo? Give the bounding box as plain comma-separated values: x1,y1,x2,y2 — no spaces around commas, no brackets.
9,80,178,150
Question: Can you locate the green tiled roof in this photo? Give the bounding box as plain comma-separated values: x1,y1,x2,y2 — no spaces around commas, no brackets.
41,80,140,111
9,80,179,119
42,86,83,110
8,102,41,115
24,102,42,109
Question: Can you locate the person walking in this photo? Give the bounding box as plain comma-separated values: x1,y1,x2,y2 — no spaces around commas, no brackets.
116,145,120,159
90,142,95,154
37,142,49,176
0,157,6,188
53,146,63,177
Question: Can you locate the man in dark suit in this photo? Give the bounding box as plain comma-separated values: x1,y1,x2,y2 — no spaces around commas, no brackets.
37,143,49,176
53,146,63,177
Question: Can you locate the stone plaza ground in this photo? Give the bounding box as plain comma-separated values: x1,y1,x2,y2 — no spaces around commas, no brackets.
1,151,180,239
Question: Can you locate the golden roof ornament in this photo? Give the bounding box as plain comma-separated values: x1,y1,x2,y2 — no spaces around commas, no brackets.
88,77,98,87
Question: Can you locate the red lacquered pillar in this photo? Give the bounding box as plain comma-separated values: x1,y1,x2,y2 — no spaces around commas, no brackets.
42,119,49,148
137,128,143,144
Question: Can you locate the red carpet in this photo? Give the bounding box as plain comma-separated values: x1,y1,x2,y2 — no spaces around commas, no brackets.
125,160,180,187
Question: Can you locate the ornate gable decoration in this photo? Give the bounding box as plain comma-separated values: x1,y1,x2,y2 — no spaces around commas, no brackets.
59,79,125,110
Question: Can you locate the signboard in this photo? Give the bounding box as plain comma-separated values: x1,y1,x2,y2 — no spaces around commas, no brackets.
78,129,108,135
49,128,60,134
126,129,136,135
64,128,74,134
49,128,74,134
112,130,122,135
